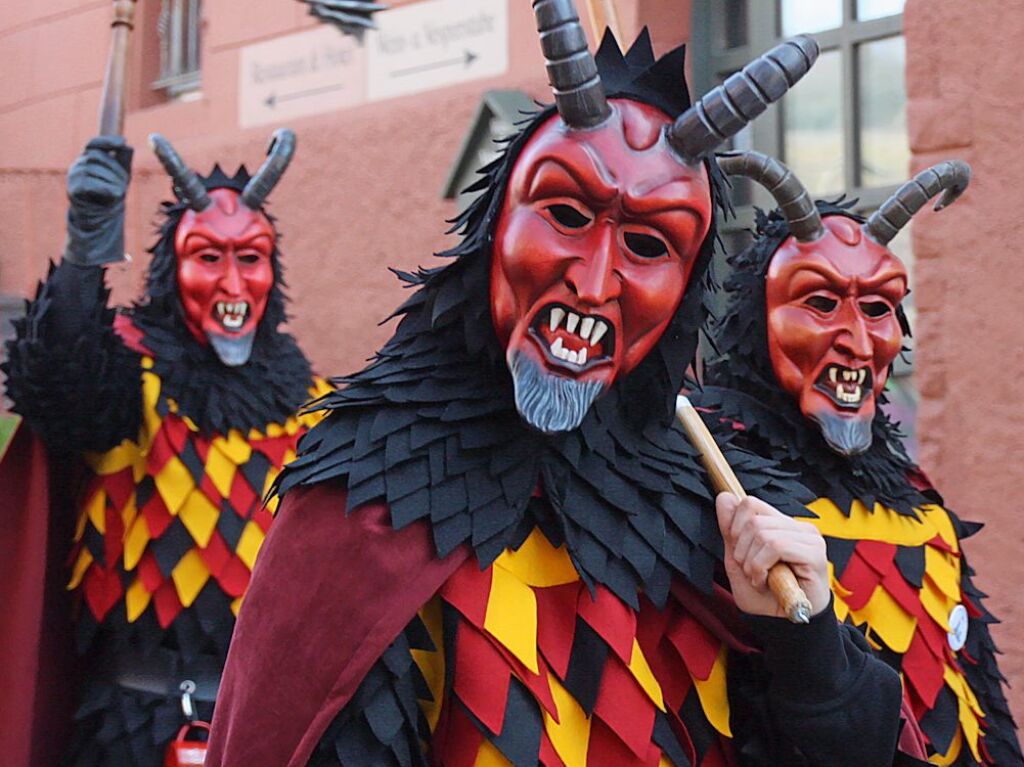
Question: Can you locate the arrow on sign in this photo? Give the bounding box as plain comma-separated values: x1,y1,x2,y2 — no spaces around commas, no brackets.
390,49,478,78
264,83,347,108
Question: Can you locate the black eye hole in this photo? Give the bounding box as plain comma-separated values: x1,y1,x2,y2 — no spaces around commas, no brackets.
199,253,221,263
546,204,591,229
859,301,891,318
624,232,669,259
804,295,838,313
238,253,261,265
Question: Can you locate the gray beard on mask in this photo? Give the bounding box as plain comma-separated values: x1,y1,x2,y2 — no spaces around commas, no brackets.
209,331,256,367
814,410,873,456
508,351,607,434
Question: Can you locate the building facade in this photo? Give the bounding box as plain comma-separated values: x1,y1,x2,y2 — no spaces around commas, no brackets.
1,0,1021,720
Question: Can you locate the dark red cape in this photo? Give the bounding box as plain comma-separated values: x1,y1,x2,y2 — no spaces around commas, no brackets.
0,421,77,766
206,483,469,766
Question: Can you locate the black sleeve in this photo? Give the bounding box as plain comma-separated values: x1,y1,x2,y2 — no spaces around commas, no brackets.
308,615,433,767
3,259,142,453
730,598,904,767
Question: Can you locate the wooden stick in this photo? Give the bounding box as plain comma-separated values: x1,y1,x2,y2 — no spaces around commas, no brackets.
582,0,623,46
675,396,812,624
98,0,138,136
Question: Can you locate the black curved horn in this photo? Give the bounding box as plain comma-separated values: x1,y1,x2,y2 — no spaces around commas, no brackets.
241,129,297,210
148,133,211,212
668,35,819,165
717,151,823,242
864,160,971,246
532,0,610,129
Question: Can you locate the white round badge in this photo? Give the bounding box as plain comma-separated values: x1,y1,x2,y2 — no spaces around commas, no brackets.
947,604,969,652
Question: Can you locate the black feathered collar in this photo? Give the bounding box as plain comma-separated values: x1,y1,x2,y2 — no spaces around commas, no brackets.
694,385,933,516
129,304,314,436
279,258,807,610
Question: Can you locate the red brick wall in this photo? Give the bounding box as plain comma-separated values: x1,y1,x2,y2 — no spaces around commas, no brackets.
905,0,1024,721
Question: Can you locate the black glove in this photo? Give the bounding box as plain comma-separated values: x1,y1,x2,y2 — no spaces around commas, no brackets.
63,135,133,266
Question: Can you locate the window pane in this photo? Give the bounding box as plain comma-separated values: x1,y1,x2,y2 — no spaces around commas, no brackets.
858,36,909,187
783,49,844,195
780,0,842,35
857,0,905,21
719,0,748,49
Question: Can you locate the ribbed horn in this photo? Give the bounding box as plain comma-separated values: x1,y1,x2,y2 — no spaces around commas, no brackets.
242,129,297,210
668,35,819,165
148,133,211,211
864,160,971,246
717,151,823,242
532,0,610,129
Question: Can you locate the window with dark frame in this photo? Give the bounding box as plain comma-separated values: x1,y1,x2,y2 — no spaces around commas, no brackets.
154,0,202,98
691,0,919,452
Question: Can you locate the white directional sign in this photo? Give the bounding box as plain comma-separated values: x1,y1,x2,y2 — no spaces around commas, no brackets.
239,25,367,129
367,0,508,102
238,0,509,129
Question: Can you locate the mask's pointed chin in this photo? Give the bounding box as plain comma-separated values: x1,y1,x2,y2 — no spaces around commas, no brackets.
813,410,873,456
208,331,256,367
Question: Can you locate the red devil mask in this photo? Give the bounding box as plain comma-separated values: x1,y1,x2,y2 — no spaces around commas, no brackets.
149,129,296,367
499,3,819,433
718,151,969,454
491,101,713,431
765,216,907,454
175,188,276,359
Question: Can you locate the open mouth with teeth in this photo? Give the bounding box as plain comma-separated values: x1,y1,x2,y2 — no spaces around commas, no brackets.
529,303,616,371
214,301,249,331
815,364,872,409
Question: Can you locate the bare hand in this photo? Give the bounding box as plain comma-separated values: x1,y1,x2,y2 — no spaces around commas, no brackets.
716,492,831,619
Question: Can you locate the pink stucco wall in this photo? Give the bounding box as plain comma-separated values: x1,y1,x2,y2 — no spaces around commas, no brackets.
0,0,1020,729
905,0,1024,722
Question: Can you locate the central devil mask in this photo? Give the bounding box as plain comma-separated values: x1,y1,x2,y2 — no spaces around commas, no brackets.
502,0,819,433
149,130,296,366
719,151,970,454
491,101,713,431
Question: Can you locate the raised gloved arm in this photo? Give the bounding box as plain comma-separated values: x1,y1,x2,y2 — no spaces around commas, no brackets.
63,135,133,267
2,136,142,453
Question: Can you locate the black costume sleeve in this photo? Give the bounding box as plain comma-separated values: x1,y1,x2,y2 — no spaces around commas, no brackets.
3,260,142,453
4,136,141,453
731,597,904,767
308,615,434,767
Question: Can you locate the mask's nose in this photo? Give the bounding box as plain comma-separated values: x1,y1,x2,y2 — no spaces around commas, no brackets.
220,254,244,296
832,303,873,361
564,224,622,307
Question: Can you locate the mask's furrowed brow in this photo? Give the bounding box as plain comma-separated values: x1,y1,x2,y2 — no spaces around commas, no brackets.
622,179,711,218
785,263,852,299
526,147,617,205
184,222,273,249
182,230,226,250
857,265,908,295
